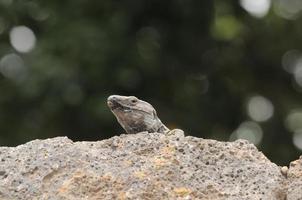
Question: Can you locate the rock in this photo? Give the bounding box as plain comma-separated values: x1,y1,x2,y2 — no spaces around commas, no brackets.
281,166,288,177
287,156,302,200
0,130,286,199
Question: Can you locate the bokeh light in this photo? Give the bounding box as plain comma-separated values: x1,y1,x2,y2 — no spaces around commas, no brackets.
273,0,302,19
211,15,243,41
293,60,302,87
285,109,302,132
230,121,263,145
281,50,302,90
26,2,50,21
293,130,302,151
0,53,26,81
239,0,271,18
9,26,36,53
282,50,301,74
0,0,13,6
247,95,274,122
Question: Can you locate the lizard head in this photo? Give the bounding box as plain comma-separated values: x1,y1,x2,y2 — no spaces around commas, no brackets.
107,95,155,114
107,95,161,134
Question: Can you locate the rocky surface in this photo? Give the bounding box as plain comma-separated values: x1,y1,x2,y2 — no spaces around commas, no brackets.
0,130,289,199
287,156,302,200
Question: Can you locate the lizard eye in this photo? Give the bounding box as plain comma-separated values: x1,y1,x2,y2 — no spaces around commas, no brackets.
130,98,138,104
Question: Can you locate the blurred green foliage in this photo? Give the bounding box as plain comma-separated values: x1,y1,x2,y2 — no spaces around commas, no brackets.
0,0,302,165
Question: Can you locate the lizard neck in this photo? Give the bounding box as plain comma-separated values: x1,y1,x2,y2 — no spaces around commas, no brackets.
157,124,170,133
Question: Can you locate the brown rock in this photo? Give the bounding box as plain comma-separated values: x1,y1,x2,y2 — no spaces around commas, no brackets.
0,130,287,199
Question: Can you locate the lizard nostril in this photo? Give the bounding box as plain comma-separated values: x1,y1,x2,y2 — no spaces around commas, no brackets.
107,101,114,107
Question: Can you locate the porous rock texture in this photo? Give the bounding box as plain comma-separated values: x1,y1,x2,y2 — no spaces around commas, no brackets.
287,156,302,200
0,130,288,199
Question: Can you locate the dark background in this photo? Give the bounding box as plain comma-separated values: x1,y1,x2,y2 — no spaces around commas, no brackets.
0,0,302,165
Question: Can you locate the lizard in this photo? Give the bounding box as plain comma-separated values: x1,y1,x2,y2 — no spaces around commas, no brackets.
107,95,170,134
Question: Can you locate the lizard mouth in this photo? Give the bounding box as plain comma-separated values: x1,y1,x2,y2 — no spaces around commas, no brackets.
107,95,133,112
107,99,128,111
107,99,120,110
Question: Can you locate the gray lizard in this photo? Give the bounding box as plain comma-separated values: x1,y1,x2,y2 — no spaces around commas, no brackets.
107,95,170,134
